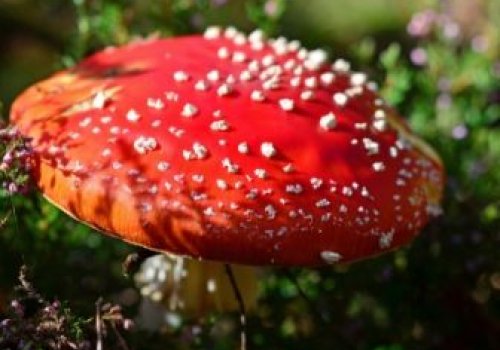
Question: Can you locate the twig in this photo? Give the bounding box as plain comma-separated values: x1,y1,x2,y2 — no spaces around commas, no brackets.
224,264,247,350
110,322,131,350
9,195,20,238
95,298,103,350
0,212,10,229
17,265,42,302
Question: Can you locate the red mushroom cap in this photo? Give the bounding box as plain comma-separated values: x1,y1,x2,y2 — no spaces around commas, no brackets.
10,27,444,267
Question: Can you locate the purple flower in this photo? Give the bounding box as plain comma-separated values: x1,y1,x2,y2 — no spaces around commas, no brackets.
2,150,13,165
0,124,33,195
52,300,61,310
493,62,500,78
436,93,452,110
264,0,279,17
190,13,205,29
0,319,12,328
468,160,487,178
8,183,19,194
10,300,24,317
437,77,451,92
380,265,394,281
410,47,428,66
471,35,489,53
123,319,135,330
441,19,461,40
407,10,437,38
211,0,227,7
450,234,463,246
452,124,468,140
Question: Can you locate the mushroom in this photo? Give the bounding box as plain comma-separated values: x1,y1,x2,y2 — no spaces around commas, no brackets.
10,27,444,268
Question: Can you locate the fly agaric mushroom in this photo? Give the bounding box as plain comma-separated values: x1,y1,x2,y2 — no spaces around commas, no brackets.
10,27,444,268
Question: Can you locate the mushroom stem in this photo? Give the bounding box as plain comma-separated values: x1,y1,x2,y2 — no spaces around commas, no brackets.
169,256,185,310
224,264,247,350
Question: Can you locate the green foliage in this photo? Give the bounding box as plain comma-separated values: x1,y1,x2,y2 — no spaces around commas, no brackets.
1,0,499,349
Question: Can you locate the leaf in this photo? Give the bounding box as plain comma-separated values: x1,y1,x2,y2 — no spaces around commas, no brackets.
380,43,401,69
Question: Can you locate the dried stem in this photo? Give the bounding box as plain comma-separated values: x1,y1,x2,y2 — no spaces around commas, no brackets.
18,264,41,302
95,298,103,350
110,321,131,350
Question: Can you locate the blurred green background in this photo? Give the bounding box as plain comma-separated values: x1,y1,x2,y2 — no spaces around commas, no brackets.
1,0,499,349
